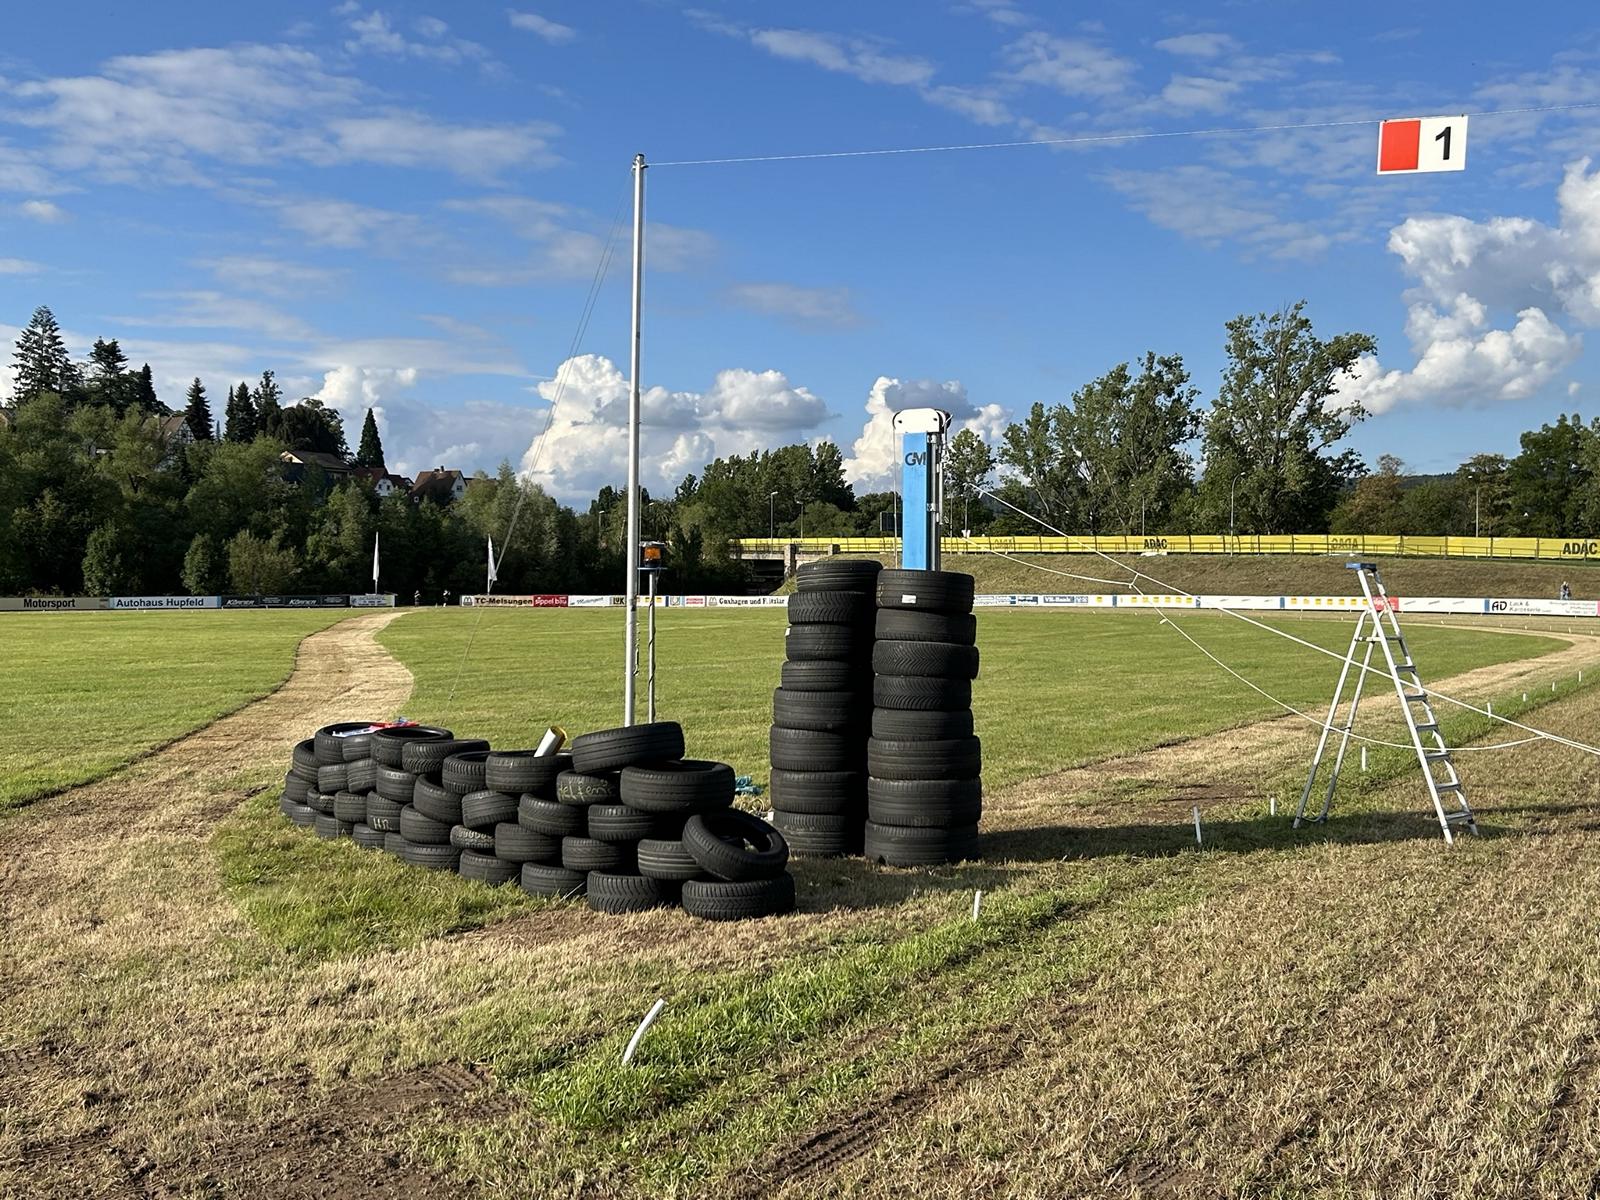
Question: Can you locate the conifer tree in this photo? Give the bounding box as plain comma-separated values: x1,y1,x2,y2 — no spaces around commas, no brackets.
223,381,258,443
355,407,386,468
183,377,214,442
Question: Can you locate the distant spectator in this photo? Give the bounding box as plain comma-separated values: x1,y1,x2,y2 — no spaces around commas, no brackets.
413,589,421,607
1560,580,1572,600
442,589,452,607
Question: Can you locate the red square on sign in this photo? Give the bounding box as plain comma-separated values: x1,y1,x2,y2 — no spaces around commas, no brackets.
1378,119,1421,173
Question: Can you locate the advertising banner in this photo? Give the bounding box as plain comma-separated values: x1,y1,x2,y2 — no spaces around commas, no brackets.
461,594,570,608
349,594,397,608
219,595,265,609
1487,597,1600,617
706,595,787,607
109,595,220,610
568,594,612,607
0,598,110,614
0,595,108,611
260,595,327,608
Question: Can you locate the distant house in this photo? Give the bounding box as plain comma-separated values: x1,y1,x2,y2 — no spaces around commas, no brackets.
0,407,11,430
160,412,194,450
280,449,355,486
409,467,466,505
349,465,412,498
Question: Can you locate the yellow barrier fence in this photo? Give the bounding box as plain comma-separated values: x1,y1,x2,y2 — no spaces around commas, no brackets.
732,534,1600,561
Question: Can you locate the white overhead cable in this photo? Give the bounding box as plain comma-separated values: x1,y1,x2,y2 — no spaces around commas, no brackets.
652,100,1600,169
975,488,1600,759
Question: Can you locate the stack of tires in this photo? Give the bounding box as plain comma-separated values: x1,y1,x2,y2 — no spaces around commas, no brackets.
515,722,795,920
866,569,983,866
768,558,883,857
278,719,796,921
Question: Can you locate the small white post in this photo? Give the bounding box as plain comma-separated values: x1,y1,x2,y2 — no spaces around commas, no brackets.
1192,806,1203,846
1487,700,1493,717
1360,746,1368,772
971,890,982,921
1552,681,1557,693
1269,793,1277,817
622,998,666,1066
1523,692,1529,702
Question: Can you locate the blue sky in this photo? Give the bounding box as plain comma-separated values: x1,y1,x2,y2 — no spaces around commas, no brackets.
2,2,1598,502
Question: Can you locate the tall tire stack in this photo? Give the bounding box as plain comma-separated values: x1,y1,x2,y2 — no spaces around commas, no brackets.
769,557,882,857
866,569,983,866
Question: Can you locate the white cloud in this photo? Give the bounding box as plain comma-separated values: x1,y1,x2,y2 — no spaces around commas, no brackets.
960,0,1033,28
1102,164,1341,259
343,7,493,66
514,354,832,500
1154,33,1240,58
748,29,935,86
1335,158,1600,413
444,196,714,282
3,43,555,184
17,199,65,222
844,377,1006,493
194,255,340,296
1003,32,1134,98
325,114,557,178
0,257,40,274
508,10,577,44
728,282,861,328
113,291,315,341
266,197,422,248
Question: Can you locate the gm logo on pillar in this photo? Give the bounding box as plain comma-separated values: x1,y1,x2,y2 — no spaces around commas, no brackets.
1377,115,1467,174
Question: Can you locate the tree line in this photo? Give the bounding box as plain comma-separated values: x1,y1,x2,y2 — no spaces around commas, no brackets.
2,300,1596,599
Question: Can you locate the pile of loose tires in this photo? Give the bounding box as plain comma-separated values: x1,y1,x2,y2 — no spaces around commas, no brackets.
768,557,884,857
279,719,795,920
867,567,982,865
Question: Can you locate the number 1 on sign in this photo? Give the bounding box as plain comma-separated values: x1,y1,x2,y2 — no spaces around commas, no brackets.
1376,115,1468,174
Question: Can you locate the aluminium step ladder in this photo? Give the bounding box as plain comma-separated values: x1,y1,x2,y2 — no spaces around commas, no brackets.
1293,562,1478,844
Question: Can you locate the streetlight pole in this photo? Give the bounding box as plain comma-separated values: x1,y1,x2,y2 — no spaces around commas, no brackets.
1475,486,1481,537
768,490,778,541
1229,472,1244,548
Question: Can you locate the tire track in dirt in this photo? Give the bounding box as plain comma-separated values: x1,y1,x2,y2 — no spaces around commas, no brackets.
0,612,421,1199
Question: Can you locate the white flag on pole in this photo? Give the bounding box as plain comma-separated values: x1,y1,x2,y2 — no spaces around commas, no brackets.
372,530,380,592
487,535,498,590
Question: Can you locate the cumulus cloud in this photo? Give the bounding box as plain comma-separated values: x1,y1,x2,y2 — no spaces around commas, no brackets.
0,257,40,274
843,377,1007,493
516,354,832,500
1336,158,1600,413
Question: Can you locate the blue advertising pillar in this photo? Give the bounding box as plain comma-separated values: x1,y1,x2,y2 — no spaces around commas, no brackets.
894,408,951,570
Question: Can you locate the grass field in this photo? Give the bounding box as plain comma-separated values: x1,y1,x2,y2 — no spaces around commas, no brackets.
809,550,1600,601
0,610,351,812
5,606,1600,1197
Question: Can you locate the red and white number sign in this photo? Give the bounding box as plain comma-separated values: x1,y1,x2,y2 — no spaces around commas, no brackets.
1376,115,1468,174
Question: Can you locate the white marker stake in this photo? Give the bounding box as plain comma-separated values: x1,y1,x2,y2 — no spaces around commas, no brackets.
1361,746,1368,772
972,890,982,921
1524,692,1529,703
1487,700,1493,717
623,998,666,1066
1192,806,1203,847
1269,793,1277,817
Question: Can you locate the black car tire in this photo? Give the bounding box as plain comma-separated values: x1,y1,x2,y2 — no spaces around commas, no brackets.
872,675,971,712
867,737,982,781
450,824,496,852
682,810,789,881
412,777,463,825
556,770,622,807
779,659,869,692
315,722,377,765
494,822,561,864
316,762,349,794
786,591,874,625
784,624,869,663
366,795,403,832
460,789,518,831
371,725,454,769
562,836,634,873
863,821,980,866
681,875,796,920
769,727,860,772
352,823,386,850
768,769,866,814
314,813,353,840
874,608,977,646
458,850,519,886
401,738,491,776
485,750,574,796
519,862,588,899
875,569,975,616
441,751,492,795
399,804,452,846
569,721,685,774
586,871,673,914
870,708,975,740
636,838,709,882
374,765,419,804
619,760,736,814
399,840,461,871
795,558,882,594
771,688,869,733
332,790,368,824
518,795,587,837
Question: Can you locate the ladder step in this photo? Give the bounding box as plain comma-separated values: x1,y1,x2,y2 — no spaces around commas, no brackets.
1435,782,1464,793
1424,750,1452,761
1403,691,1428,702
1444,810,1476,823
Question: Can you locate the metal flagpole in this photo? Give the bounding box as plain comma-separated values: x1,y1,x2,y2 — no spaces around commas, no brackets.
646,570,657,722
623,152,646,726
372,530,379,595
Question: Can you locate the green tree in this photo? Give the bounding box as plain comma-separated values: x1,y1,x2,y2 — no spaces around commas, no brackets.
132,364,161,415
10,306,81,403
355,407,385,467
1457,453,1511,537
944,429,996,534
254,370,283,438
80,522,132,594
1330,455,1403,534
278,398,347,456
182,377,214,443
304,482,378,589
223,381,257,443
1199,303,1374,533
1507,414,1593,535
181,532,227,595
87,338,132,412
1398,477,1467,535
998,402,1079,529
226,530,298,593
